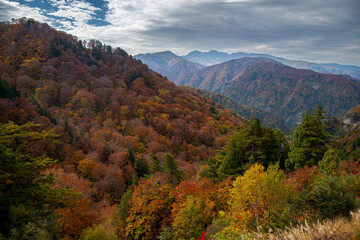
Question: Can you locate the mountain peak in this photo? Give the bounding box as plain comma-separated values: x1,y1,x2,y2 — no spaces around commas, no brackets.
134,51,203,82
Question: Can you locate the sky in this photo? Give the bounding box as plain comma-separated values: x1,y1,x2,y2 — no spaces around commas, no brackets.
0,0,359,66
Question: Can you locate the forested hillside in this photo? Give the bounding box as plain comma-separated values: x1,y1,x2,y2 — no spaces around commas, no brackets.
178,58,360,128
186,86,291,134
0,18,244,239
1,19,360,240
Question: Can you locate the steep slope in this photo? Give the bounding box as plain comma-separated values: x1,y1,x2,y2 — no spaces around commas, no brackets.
186,86,291,134
178,58,360,128
176,57,274,92
223,62,360,128
183,50,360,79
134,51,203,82
0,19,245,201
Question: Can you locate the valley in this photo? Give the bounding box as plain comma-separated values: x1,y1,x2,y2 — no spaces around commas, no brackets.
0,18,360,240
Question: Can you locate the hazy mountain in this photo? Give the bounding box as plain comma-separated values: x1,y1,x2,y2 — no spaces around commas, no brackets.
182,50,234,66
178,58,360,128
183,50,360,80
175,57,274,92
134,51,203,82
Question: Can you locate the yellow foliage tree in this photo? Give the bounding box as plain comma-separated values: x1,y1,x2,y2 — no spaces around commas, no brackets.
228,164,292,232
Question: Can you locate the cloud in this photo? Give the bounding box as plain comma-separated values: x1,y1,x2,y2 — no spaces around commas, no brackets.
0,0,359,65
122,0,360,64
47,0,102,27
0,0,48,22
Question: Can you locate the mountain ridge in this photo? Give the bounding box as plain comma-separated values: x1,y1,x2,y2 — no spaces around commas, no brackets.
134,51,203,82
175,57,275,92
177,58,360,128
182,50,360,79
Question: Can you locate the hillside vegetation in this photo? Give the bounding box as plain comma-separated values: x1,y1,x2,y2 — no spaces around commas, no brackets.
178,58,360,128
0,19,360,240
186,86,291,134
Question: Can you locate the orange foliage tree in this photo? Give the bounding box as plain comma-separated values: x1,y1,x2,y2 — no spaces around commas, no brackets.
125,174,174,240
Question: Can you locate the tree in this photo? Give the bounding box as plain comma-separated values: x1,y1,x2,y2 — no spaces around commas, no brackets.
314,175,358,219
162,153,183,183
128,145,136,165
286,106,331,171
4,205,59,240
228,164,292,232
295,175,358,220
50,168,97,239
0,78,20,99
0,121,64,237
172,195,206,240
134,156,149,178
149,154,162,173
125,174,174,240
114,190,132,239
217,118,288,177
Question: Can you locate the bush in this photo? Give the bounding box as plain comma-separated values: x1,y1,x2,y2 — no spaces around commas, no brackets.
310,175,358,219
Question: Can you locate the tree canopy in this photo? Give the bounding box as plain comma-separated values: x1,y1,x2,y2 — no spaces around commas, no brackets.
286,106,331,171
215,118,288,178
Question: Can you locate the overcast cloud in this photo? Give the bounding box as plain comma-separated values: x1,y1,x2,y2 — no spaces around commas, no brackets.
0,0,359,65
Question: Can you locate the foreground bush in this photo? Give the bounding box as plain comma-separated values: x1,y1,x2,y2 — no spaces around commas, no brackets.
269,209,360,240
210,209,360,240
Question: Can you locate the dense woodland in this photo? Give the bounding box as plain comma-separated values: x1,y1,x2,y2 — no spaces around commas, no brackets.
185,86,291,134
1,19,360,240
175,57,360,129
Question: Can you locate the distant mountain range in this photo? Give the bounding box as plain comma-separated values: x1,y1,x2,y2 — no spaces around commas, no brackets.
135,50,360,80
135,51,360,128
178,58,360,128
134,51,203,82
182,50,360,80
175,57,274,92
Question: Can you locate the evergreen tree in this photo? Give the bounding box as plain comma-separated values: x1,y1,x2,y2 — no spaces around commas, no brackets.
115,190,132,239
149,154,162,173
216,118,288,177
0,121,66,237
162,153,183,183
128,145,135,165
0,79,20,99
285,105,331,171
134,156,149,178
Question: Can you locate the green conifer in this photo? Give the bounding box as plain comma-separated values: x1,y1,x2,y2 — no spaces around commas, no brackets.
286,105,331,170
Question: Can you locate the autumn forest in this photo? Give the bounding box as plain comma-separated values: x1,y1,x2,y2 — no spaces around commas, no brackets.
1,19,360,240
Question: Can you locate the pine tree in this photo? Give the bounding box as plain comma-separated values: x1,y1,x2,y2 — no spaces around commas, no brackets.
285,105,331,171
128,145,135,165
217,118,288,177
115,190,132,239
163,153,183,183
134,156,149,178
